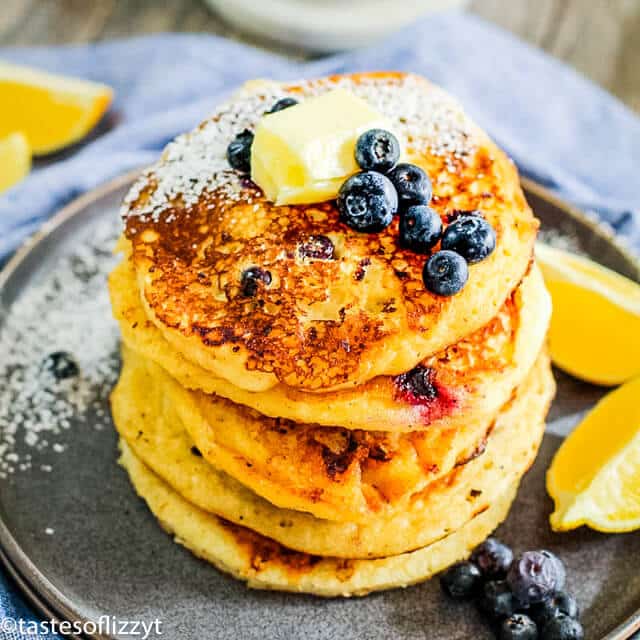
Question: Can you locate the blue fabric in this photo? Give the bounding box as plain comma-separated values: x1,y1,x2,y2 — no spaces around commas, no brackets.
0,10,639,638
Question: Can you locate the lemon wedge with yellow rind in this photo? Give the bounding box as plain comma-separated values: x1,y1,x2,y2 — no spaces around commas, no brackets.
536,242,640,386
0,61,113,155
547,375,640,532
0,132,31,194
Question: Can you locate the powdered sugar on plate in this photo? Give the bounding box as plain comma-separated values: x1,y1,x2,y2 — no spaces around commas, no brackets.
0,217,121,479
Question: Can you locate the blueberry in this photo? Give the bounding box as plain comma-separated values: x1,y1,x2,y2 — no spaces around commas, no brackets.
226,129,254,173
399,205,442,254
440,561,483,600
540,613,584,640
531,592,579,628
41,351,79,380
355,128,400,173
240,266,272,297
507,551,566,606
423,250,468,297
478,580,519,620
441,212,496,264
471,538,514,579
394,365,437,400
267,97,299,114
337,171,397,233
499,614,539,640
298,235,335,260
388,163,432,208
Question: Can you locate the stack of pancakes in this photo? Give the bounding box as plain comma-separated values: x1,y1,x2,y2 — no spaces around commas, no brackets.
109,72,555,597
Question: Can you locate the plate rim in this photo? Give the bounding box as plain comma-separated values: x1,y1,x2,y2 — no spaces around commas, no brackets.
0,548,86,640
0,171,639,640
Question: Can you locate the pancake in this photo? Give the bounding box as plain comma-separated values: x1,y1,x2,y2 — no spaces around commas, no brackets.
118,343,543,523
119,440,519,597
111,351,554,556
110,253,550,432
121,72,539,393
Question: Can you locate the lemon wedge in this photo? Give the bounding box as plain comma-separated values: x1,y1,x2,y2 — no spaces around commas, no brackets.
0,132,31,193
547,375,640,532
0,61,113,155
536,242,640,385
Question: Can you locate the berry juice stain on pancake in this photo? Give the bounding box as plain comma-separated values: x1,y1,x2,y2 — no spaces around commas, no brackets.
392,365,459,423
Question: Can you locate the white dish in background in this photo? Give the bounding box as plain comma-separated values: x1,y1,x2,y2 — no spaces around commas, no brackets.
204,0,470,52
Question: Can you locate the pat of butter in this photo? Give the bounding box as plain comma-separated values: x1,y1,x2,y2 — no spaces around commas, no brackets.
251,89,393,205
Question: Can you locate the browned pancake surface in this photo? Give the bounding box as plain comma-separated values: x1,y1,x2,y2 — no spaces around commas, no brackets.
122,72,538,391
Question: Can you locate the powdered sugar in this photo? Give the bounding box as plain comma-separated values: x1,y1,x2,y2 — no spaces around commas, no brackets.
122,75,476,223
0,217,121,479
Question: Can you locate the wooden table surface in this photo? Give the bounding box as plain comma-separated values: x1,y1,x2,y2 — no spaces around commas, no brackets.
1,0,639,113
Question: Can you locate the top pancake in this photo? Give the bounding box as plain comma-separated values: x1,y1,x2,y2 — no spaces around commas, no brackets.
121,72,539,392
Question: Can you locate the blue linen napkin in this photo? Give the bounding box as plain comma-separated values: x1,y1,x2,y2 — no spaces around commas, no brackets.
0,10,639,639
1,12,639,262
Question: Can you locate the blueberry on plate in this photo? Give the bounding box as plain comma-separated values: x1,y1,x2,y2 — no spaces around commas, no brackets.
355,128,400,173
423,250,469,297
267,97,299,114
240,266,272,297
531,592,579,628
507,551,566,606
399,204,442,253
540,613,584,640
226,129,254,173
499,614,539,640
471,538,514,579
440,561,483,600
441,212,496,264
388,163,432,208
337,171,397,233
41,351,79,380
478,580,519,620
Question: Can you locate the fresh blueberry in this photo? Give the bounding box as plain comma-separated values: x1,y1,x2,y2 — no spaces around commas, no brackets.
531,592,579,628
423,250,469,297
540,613,584,640
441,212,496,264
226,129,254,173
41,351,79,380
507,551,566,606
399,205,442,254
298,235,335,260
440,561,483,600
499,614,539,640
355,128,400,173
267,97,299,114
240,266,272,297
388,163,432,208
471,538,514,579
337,171,397,233
479,580,519,620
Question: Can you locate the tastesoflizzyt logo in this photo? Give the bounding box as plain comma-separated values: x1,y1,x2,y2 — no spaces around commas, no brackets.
0,615,163,638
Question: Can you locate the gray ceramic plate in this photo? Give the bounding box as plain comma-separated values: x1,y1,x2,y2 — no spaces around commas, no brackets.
0,172,639,640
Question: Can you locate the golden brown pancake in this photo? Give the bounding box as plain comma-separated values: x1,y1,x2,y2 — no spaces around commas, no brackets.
121,72,539,393
119,440,519,597
110,256,549,432
111,348,554,545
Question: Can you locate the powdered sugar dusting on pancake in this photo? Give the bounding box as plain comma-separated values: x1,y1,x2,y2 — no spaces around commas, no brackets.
121,74,476,224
